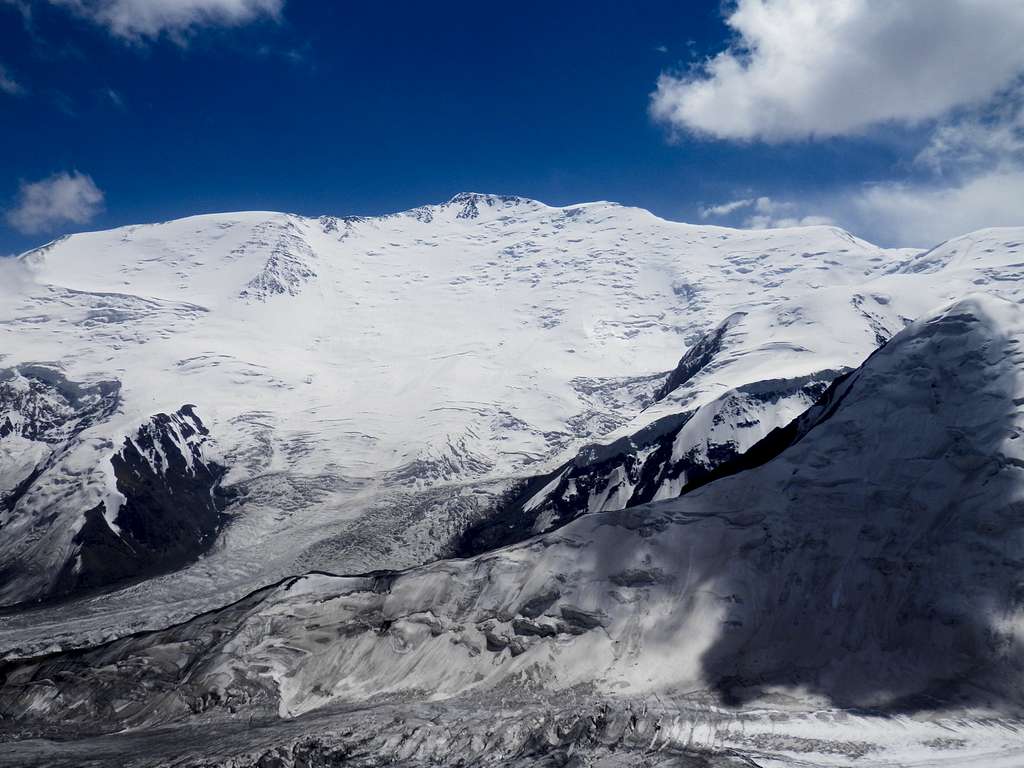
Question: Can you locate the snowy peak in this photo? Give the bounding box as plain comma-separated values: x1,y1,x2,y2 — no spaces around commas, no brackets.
237,219,318,301
15,212,305,307
442,192,545,219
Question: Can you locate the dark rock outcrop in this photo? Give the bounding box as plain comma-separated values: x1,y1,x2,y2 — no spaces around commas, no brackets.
54,406,232,598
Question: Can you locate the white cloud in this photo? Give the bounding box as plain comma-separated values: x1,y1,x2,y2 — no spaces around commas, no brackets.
745,212,835,229
0,63,24,96
0,256,35,305
699,198,753,218
847,170,1024,246
5,171,104,235
700,195,835,229
48,0,284,42
656,2,1024,245
698,172,1024,247
651,0,1024,141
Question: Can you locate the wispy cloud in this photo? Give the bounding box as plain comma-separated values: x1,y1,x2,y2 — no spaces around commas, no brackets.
103,86,125,109
0,63,25,96
915,88,1024,175
700,196,833,229
699,198,753,219
0,0,32,25
742,197,834,230
702,172,1024,247
846,171,1024,246
47,0,284,43
841,91,1024,244
5,171,104,234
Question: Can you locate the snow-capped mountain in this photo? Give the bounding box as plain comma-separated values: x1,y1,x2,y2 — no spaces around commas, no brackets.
1,197,1023,659
5,293,1024,768
0,194,937,645
4,194,1024,766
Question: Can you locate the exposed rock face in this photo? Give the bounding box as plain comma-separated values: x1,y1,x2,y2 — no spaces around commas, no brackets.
0,367,228,605
54,406,230,598
0,365,120,447
0,366,122,604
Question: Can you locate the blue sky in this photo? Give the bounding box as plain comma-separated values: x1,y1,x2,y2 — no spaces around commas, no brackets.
2,0,1023,253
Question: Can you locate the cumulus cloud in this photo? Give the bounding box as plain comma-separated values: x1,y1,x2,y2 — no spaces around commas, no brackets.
662,2,1024,245
47,0,284,42
651,0,1024,141
5,171,104,235
0,63,24,96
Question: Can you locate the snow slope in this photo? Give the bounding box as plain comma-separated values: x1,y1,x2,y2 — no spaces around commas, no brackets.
461,227,1024,551
0,195,917,632
1,197,1023,654
5,294,1024,768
